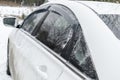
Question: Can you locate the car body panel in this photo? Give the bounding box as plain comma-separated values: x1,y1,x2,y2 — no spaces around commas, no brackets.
0,17,14,70
9,29,64,80
79,1,120,14
9,31,86,80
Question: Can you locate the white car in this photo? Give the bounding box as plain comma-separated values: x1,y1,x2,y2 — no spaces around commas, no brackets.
7,1,120,80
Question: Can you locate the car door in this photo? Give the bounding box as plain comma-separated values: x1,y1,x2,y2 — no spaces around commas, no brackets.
33,4,86,80
34,5,98,80
9,6,64,80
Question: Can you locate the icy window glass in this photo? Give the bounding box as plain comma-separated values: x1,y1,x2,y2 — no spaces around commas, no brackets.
36,12,73,52
36,12,59,47
99,15,120,39
69,29,99,80
22,11,46,34
49,15,72,51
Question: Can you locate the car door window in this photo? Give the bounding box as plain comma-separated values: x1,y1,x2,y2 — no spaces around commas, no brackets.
36,11,73,54
21,10,47,34
35,5,98,80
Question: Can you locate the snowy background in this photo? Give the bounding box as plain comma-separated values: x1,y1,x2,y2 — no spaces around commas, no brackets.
0,6,35,80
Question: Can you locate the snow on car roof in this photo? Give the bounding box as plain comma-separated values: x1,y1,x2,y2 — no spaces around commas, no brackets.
77,1,120,14
46,0,120,14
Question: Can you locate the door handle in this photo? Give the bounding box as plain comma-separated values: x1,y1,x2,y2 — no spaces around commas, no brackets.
38,65,48,80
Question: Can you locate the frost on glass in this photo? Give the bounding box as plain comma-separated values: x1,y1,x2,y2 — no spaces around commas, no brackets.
22,11,46,34
99,15,120,39
69,28,98,80
36,12,72,53
48,15,71,49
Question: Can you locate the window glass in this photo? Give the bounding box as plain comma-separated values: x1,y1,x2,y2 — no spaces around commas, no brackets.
99,14,120,39
36,12,73,54
69,31,98,80
22,11,46,34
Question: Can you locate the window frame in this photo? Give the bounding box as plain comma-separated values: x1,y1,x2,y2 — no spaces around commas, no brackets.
21,4,98,80
21,7,49,35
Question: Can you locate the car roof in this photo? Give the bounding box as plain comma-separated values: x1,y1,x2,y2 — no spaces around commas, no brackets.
77,1,120,14
47,0,120,14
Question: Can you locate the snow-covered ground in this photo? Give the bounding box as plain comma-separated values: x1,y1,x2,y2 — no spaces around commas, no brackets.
0,6,35,80
0,6,35,17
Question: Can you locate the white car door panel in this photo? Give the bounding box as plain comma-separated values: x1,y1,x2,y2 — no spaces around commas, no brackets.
58,70,83,80
9,30,63,80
